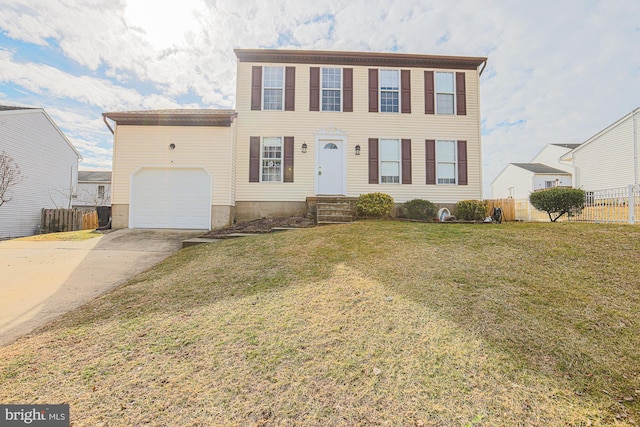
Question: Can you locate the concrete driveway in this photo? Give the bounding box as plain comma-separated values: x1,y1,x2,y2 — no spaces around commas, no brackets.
0,229,202,346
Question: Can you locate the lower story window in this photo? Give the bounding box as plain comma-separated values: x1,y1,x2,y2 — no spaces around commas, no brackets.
380,138,400,183
437,140,457,184
261,137,282,182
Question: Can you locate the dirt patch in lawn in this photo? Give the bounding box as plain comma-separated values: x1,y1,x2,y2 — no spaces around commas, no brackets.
201,216,315,237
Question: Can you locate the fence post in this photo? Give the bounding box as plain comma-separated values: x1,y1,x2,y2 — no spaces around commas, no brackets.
630,185,636,225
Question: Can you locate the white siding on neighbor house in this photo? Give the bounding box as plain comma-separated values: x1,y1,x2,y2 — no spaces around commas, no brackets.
572,112,636,191
492,163,572,199
491,165,534,199
0,109,80,239
531,174,572,191
111,125,234,207
235,62,483,204
74,182,111,207
531,145,575,173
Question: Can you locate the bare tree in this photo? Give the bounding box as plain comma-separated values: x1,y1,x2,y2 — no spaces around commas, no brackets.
0,151,23,207
76,185,111,207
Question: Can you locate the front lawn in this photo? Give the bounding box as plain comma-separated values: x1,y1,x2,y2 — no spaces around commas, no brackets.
1,222,639,425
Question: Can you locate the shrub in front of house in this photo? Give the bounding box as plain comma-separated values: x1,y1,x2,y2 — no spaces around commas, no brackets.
356,192,394,218
529,187,586,222
455,200,488,221
400,199,438,221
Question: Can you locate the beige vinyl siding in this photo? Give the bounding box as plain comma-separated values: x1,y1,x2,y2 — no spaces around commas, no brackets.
111,125,234,206
573,114,635,191
236,63,482,204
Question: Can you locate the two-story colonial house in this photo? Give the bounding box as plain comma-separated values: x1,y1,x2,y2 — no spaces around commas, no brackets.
104,49,487,230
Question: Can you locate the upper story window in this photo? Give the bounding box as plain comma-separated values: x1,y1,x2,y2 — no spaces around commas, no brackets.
380,138,400,183
261,137,283,182
97,185,105,199
436,140,457,184
435,72,455,115
321,68,342,112
263,67,284,110
379,70,400,113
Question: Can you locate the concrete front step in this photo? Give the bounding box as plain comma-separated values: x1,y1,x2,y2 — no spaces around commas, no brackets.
308,197,357,225
317,218,353,224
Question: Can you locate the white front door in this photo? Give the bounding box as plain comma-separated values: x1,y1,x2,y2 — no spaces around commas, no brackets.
317,139,345,195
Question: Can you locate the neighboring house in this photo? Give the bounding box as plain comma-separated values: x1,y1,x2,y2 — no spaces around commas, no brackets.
104,49,487,230
73,171,112,208
491,143,579,199
0,106,82,239
491,163,572,199
560,108,640,191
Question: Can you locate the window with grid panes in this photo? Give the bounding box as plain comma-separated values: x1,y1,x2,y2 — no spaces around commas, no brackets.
435,72,455,115
436,140,456,184
321,68,341,111
380,139,400,183
261,137,282,182
379,70,399,113
263,67,284,110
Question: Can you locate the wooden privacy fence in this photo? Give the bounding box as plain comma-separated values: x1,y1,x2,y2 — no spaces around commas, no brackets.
41,208,99,234
484,198,516,221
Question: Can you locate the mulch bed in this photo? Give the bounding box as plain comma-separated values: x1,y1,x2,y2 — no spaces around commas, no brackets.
201,216,316,238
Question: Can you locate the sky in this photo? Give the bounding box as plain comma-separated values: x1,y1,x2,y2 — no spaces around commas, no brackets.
0,0,638,197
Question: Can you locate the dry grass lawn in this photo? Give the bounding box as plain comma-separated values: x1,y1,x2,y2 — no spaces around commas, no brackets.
1,221,639,426
14,230,101,241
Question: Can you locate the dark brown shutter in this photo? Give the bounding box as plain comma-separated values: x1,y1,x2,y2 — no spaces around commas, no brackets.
457,140,468,185
401,70,411,114
368,138,379,184
425,139,436,185
424,71,434,115
249,136,260,182
283,136,294,182
251,67,262,111
343,68,353,112
456,72,466,115
285,67,295,111
309,67,320,111
401,139,412,184
368,69,378,112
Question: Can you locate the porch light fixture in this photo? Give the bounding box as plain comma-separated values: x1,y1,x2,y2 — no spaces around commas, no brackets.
302,143,308,153
355,144,361,155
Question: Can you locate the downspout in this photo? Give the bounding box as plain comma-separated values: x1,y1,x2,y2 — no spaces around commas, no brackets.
103,114,114,135
479,59,488,76
69,157,82,209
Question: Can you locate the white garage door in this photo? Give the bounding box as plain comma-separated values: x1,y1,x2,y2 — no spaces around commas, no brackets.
130,167,211,229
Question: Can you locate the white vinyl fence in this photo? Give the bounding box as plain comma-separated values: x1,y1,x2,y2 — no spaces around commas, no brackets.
509,184,639,224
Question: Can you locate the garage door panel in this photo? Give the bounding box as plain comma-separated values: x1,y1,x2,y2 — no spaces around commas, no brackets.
130,168,211,229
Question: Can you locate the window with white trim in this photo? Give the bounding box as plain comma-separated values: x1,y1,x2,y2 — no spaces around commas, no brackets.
263,67,284,110
435,72,455,115
98,185,105,199
379,70,400,113
261,137,282,182
380,138,400,183
321,68,341,111
437,140,457,184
